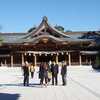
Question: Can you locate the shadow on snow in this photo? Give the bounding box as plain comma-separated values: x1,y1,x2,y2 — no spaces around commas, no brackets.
0,93,20,100
0,83,43,88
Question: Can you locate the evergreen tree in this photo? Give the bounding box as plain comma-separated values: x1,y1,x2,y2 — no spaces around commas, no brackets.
54,25,64,32
28,26,36,33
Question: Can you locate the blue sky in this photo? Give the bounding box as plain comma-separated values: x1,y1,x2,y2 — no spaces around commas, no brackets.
0,0,100,32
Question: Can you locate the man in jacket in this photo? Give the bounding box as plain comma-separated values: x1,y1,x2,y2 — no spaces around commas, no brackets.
22,61,30,86
51,62,59,85
61,61,67,86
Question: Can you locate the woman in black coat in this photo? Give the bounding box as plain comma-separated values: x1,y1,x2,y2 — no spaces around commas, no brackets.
42,62,48,86
39,62,48,86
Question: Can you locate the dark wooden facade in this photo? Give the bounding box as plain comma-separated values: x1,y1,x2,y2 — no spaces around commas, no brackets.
0,17,98,67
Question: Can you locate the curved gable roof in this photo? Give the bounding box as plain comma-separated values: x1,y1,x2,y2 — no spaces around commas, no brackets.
22,16,70,39
0,17,93,45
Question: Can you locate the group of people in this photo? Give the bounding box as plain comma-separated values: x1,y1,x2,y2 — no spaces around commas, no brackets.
22,61,67,87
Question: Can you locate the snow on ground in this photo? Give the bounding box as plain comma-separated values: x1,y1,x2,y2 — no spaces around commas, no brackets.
0,66,100,100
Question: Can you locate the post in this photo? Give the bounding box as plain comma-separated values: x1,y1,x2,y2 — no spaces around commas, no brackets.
65,52,68,64
34,54,37,67
56,54,58,64
86,55,88,65
22,53,24,65
11,55,13,67
79,55,82,65
68,52,71,66
89,56,92,65
4,60,7,66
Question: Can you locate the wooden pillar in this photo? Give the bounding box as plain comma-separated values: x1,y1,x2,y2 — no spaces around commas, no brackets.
11,55,13,67
56,54,58,64
89,56,92,65
68,52,71,66
65,52,68,64
4,60,7,66
34,54,37,67
22,53,24,65
86,55,88,65
79,54,82,65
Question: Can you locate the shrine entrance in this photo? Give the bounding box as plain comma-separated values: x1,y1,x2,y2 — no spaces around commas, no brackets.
37,54,55,62
24,52,68,66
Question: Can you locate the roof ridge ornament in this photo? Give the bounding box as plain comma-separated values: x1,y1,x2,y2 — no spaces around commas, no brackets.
43,16,48,22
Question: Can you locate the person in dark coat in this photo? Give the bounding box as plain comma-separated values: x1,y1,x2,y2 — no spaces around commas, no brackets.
22,61,30,86
51,62,59,85
61,61,67,86
39,62,44,85
39,62,48,86
42,62,48,86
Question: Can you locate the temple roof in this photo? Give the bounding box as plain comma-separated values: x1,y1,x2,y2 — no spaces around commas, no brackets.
0,16,97,45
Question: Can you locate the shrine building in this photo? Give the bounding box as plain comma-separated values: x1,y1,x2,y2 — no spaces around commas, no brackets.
0,16,99,67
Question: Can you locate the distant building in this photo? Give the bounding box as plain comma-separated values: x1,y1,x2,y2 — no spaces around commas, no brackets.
0,16,99,67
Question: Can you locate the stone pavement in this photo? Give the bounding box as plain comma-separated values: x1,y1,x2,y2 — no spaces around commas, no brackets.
0,66,100,100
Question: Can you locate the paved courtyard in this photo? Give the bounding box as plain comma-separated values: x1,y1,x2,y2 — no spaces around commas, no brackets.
0,66,100,100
